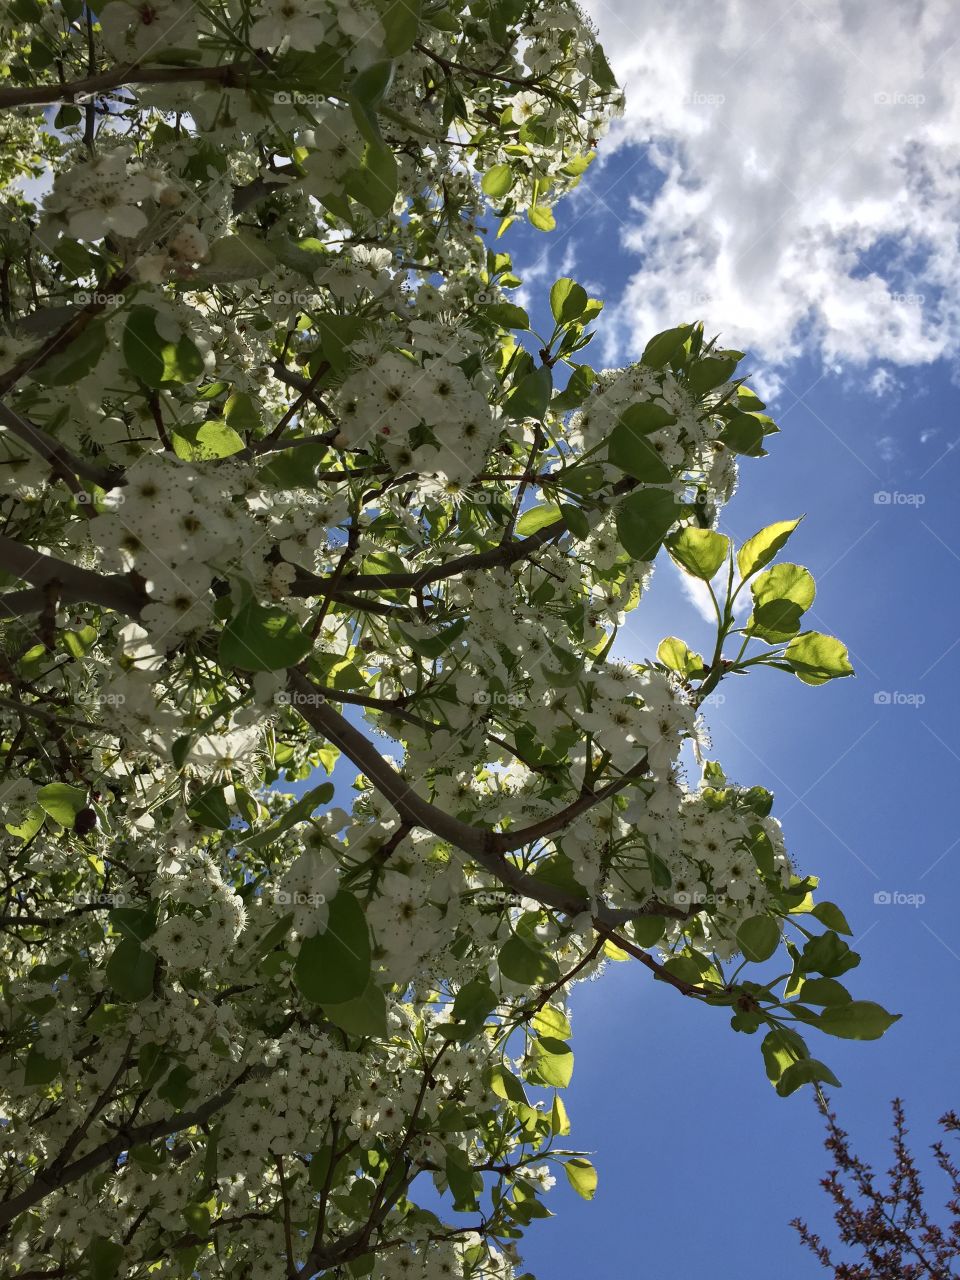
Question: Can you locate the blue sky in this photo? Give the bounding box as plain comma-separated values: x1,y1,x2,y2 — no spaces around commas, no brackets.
484,13,960,1265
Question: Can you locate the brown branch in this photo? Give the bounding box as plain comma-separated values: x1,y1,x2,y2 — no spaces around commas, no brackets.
0,535,145,618
0,1067,265,1230
0,401,123,489
0,56,273,109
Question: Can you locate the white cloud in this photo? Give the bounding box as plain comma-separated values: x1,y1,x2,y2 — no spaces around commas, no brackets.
583,0,960,374
675,566,717,624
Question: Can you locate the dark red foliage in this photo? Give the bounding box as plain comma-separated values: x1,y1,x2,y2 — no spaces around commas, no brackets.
793,1100,960,1278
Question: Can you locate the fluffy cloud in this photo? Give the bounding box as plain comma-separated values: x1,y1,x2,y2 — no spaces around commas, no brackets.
583,0,960,376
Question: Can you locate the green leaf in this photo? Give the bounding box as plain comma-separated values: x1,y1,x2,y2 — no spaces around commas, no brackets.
797,977,852,1007
450,979,498,1036
800,931,859,978
123,306,202,388
5,805,45,841
608,423,672,482
498,934,561,985
106,938,156,1001
506,365,552,420
24,1048,61,1085
551,1094,571,1135
563,1158,598,1200
817,1000,900,1040
323,980,388,1037
784,632,854,685
736,915,781,963
531,1004,572,1039
533,1036,573,1087
241,782,334,852
810,901,852,936
737,518,803,580
379,0,421,53
760,1026,808,1085
187,786,231,830
527,204,556,231
721,411,766,456
641,324,693,369
515,503,563,536
182,1203,211,1237
219,601,312,672
481,302,529,330
630,915,666,947
617,401,677,435
552,364,596,411
481,164,514,198
171,419,245,460
751,563,815,625
223,391,262,431
445,1145,479,1210
201,233,277,283
294,892,371,1004
86,1237,124,1280
157,1063,195,1108
559,503,590,539
665,527,730,580
489,1063,528,1104
549,277,588,325
776,1058,842,1097
657,636,704,677
33,320,106,386
345,140,399,218
349,59,395,107
616,489,679,561
37,782,86,826
687,354,739,395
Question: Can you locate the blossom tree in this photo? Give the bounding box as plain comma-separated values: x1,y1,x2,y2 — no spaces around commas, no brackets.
0,1,898,1277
